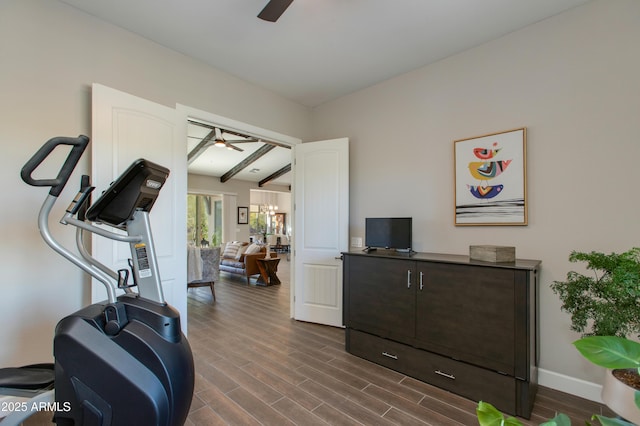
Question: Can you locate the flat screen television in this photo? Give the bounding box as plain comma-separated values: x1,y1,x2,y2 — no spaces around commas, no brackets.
365,217,412,252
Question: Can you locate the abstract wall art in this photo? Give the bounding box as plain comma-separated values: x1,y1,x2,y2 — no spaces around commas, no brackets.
454,128,527,226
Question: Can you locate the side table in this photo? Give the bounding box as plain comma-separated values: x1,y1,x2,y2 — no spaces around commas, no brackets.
256,257,281,286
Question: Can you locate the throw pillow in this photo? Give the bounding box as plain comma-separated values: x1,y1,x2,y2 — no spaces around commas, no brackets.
245,243,262,255
235,244,249,261
222,242,241,259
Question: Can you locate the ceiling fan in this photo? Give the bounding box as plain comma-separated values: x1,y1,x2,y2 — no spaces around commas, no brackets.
209,127,254,152
187,122,261,163
258,0,294,22
189,121,260,150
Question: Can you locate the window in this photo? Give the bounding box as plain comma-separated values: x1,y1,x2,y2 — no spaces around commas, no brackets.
249,205,266,238
249,204,286,241
187,194,222,246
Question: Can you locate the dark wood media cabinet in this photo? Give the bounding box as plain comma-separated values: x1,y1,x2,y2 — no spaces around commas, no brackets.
342,250,540,418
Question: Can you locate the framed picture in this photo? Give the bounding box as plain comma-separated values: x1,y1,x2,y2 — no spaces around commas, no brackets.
237,206,248,224
271,212,286,235
454,127,527,226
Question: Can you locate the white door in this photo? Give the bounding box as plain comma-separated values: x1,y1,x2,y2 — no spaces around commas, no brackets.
293,138,349,327
91,84,188,326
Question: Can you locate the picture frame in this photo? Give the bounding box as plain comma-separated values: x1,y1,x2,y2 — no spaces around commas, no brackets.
454,127,527,226
237,206,248,224
271,212,286,235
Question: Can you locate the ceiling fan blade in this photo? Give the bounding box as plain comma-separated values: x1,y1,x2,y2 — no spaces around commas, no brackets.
258,0,294,22
224,139,258,144
227,143,244,152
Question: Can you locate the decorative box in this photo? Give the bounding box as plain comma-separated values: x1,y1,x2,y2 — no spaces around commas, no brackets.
469,245,516,263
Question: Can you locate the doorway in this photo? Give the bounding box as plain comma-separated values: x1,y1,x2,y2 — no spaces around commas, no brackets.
180,105,300,308
94,87,346,331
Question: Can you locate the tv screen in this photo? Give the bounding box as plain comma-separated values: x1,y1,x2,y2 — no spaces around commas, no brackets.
365,217,412,251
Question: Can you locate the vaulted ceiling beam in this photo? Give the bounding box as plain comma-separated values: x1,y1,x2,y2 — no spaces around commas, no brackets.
259,164,291,187
220,144,275,183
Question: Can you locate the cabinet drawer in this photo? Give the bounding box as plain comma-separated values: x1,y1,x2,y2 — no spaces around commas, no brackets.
410,348,517,415
347,328,418,372
347,329,518,416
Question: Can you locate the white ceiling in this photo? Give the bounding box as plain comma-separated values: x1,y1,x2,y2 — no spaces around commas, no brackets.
58,0,591,186
59,0,591,108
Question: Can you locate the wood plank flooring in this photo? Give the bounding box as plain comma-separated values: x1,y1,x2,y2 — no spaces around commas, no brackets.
186,261,614,425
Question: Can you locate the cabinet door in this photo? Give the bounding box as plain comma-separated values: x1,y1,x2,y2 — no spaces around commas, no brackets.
347,256,416,340
416,262,517,375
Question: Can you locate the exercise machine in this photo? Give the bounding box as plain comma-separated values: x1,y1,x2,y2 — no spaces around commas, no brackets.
2,135,194,425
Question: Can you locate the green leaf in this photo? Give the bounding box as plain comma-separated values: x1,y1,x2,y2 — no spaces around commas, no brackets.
551,248,640,338
540,413,571,426
593,414,637,426
476,401,523,426
574,336,640,369
476,401,503,426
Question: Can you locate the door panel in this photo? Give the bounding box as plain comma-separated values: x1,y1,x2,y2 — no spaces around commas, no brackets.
416,263,515,374
347,256,416,340
293,138,348,327
91,84,187,326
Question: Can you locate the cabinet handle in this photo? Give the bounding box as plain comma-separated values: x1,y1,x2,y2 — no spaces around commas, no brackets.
419,271,424,290
407,270,411,288
434,370,456,380
382,352,398,360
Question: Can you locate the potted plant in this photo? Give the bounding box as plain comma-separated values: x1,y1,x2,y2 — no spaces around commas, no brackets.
551,248,640,422
550,248,640,338
574,336,640,425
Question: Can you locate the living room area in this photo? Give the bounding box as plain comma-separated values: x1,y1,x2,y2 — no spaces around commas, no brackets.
187,188,292,292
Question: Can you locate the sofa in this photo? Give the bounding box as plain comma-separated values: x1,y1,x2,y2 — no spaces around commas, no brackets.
219,242,277,285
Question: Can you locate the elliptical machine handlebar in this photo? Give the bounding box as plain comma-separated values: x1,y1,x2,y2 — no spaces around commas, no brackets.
20,134,120,303
21,135,89,197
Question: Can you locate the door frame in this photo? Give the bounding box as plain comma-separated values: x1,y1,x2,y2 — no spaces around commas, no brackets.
177,105,301,148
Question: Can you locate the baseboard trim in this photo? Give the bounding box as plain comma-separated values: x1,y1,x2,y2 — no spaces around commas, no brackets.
538,368,603,403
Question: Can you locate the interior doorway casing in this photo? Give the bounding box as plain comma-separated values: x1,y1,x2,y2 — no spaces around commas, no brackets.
177,104,301,315
179,106,301,151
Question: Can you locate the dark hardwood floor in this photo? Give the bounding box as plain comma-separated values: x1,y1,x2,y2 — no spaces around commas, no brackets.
185,261,614,425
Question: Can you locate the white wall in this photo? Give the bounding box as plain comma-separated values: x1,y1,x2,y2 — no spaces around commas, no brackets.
0,0,311,367
312,0,640,400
